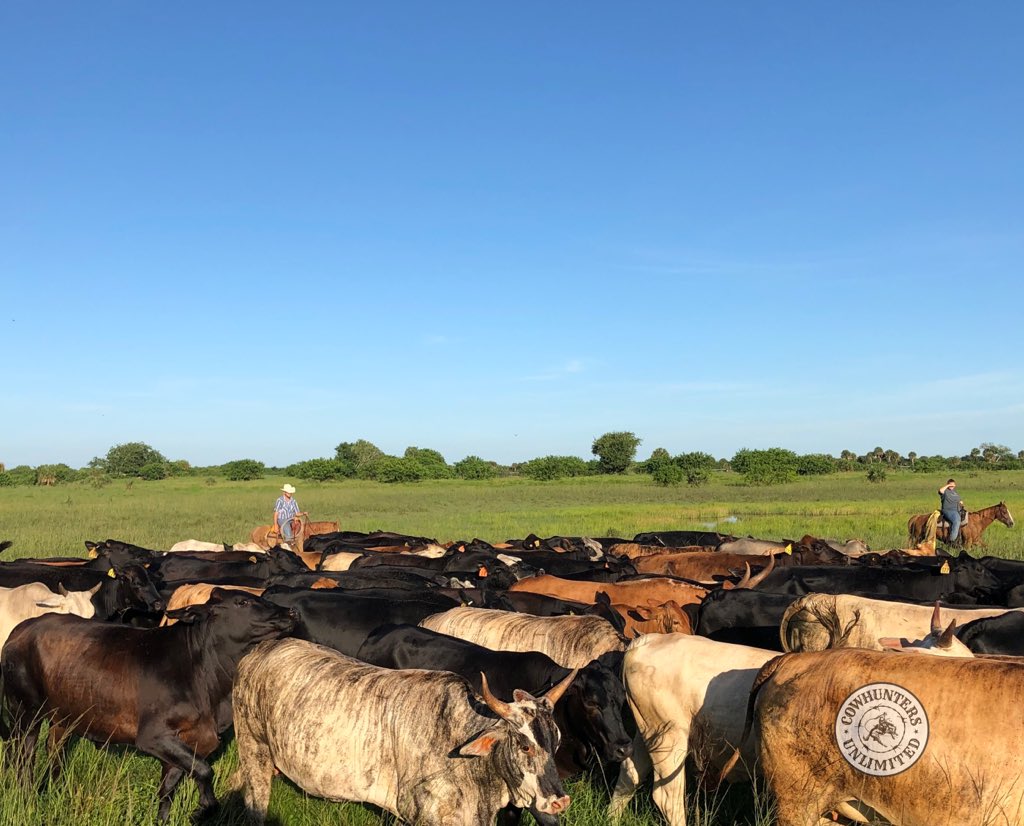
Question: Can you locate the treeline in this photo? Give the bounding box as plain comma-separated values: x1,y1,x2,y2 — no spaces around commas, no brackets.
2,436,1022,488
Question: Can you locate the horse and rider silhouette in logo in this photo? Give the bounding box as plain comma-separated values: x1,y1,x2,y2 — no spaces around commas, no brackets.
860,707,901,748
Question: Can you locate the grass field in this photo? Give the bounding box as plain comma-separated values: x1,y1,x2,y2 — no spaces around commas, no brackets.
0,470,1020,824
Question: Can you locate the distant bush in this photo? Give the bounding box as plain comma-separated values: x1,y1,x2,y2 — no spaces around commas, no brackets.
34,463,77,484
375,457,426,483
0,473,13,487
640,448,672,474
404,447,452,480
166,459,193,477
732,448,799,486
104,442,167,478
912,455,949,473
796,454,837,476
521,455,590,481
2,465,36,486
222,459,265,481
453,456,499,480
675,451,715,486
592,431,642,474
287,458,347,482
867,466,888,483
139,461,168,480
652,462,685,486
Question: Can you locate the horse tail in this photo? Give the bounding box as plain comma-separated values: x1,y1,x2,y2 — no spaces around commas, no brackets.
924,510,941,547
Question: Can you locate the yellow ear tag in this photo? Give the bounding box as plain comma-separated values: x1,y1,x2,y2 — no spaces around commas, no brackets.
248,555,258,563
940,561,950,575
107,567,116,578
88,548,98,559
784,544,793,555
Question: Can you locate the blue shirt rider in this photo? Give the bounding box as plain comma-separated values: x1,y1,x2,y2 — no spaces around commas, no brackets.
938,478,964,544
273,484,307,542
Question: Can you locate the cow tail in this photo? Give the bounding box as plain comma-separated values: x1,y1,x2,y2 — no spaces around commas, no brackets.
0,660,8,740
715,654,791,785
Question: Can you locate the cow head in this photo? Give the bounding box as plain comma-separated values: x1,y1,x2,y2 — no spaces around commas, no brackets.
459,671,574,817
265,546,309,574
879,603,974,658
558,652,633,764
202,588,298,646
108,564,165,616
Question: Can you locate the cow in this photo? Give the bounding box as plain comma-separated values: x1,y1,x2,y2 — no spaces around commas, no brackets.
632,530,729,548
0,582,99,654
2,590,296,823
355,624,633,776
729,649,1024,826
957,611,1024,656
716,537,792,555
159,583,266,625
167,539,233,553
612,600,693,638
632,550,780,584
420,606,625,669
232,638,573,824
779,592,1023,653
607,543,709,560
609,633,779,825
691,588,795,651
0,563,164,622
508,573,708,610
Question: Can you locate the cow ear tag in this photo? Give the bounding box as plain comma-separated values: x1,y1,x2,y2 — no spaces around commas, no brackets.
107,567,116,578
939,561,950,574
784,544,793,555
249,555,258,563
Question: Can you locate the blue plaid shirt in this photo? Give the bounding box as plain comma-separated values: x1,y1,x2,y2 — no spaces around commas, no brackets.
274,495,300,525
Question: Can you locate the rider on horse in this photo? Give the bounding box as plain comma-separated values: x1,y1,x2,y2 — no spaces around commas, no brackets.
938,479,965,546
273,484,308,544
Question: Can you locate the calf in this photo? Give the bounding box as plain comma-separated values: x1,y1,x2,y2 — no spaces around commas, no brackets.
2,590,296,823
233,638,573,824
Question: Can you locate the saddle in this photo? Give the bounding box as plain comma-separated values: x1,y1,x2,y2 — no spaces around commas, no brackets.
938,508,969,530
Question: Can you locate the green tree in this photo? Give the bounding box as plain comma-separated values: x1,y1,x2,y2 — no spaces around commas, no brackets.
104,442,166,478
731,448,799,486
591,431,642,474
651,462,685,486
375,457,425,483
221,459,265,481
796,454,837,476
34,463,77,484
521,456,589,481
675,451,715,486
336,439,385,479
287,458,348,482
404,447,452,479
867,466,887,483
139,461,168,480
453,455,499,480
640,448,672,474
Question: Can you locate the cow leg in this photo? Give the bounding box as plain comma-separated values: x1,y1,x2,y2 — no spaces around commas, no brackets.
137,734,216,823
7,702,42,789
234,713,274,824
646,733,689,826
43,720,69,786
609,735,651,820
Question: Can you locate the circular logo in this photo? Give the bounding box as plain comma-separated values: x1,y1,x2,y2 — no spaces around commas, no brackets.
834,682,929,776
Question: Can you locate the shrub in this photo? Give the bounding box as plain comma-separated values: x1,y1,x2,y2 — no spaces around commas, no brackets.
222,459,265,481
453,456,499,480
404,447,452,480
640,448,672,474
591,432,642,474
652,462,684,486
287,458,347,482
867,466,887,483
521,455,589,481
732,448,799,486
166,459,193,477
139,461,168,481
796,454,837,476
34,463,77,484
2,465,37,486
675,451,715,486
375,457,425,483
0,473,13,487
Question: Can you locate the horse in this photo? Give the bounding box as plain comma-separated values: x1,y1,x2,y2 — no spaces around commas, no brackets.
907,501,1015,548
250,517,339,552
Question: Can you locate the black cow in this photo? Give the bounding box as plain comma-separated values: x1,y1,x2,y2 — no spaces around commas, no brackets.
632,530,731,548
356,624,633,770
148,545,307,583
2,590,296,822
755,559,1007,605
957,611,1024,655
693,588,797,651
0,563,164,620
261,587,455,655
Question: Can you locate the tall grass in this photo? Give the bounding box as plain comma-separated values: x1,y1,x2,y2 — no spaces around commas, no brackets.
0,471,1020,823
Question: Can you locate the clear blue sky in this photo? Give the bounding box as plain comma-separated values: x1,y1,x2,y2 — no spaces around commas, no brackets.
4,3,1022,467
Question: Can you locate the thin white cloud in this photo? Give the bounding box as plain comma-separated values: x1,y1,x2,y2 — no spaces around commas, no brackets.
520,359,587,382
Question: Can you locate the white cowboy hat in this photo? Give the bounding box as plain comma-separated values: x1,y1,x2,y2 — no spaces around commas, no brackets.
281,484,296,494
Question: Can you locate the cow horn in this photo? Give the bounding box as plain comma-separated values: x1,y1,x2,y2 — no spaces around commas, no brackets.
479,672,513,720
745,552,776,589
735,562,752,589
58,583,69,596
543,668,579,706
937,619,958,649
930,602,942,636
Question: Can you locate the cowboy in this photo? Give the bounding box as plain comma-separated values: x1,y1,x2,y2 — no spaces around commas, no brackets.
938,479,965,545
273,484,307,544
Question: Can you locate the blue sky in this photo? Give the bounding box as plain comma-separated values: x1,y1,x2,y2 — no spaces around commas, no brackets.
3,2,1022,467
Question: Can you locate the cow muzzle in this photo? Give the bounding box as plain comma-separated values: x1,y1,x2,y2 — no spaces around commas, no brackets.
537,794,571,815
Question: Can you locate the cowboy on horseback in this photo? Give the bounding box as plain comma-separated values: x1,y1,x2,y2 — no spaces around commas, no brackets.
938,479,966,546
273,484,308,545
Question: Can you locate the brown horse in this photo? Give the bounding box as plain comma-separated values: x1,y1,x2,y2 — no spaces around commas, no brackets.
250,518,339,552
907,501,1015,548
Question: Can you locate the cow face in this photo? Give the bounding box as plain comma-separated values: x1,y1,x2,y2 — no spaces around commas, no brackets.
116,564,165,614
205,589,297,644
265,547,308,574
461,692,570,816
562,655,633,763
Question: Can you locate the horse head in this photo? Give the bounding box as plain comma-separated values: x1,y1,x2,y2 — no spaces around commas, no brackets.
997,501,1015,528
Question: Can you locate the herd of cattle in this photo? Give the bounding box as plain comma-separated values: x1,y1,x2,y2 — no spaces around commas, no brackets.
0,514,1021,825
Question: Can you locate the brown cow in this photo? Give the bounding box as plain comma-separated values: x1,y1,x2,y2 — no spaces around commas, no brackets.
612,601,692,638
508,573,708,609
633,550,780,584
607,543,708,560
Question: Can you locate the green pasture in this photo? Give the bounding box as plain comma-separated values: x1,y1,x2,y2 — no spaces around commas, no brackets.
0,471,1020,825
